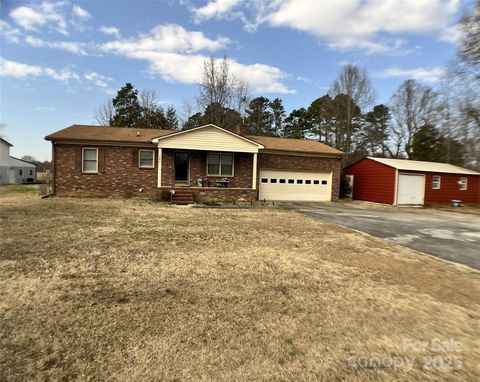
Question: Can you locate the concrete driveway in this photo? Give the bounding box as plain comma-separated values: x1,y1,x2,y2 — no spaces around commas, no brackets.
280,202,480,270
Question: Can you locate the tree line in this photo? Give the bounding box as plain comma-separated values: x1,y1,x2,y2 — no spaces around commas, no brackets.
95,2,479,169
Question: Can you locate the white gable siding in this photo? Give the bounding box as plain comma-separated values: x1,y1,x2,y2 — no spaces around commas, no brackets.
156,126,260,153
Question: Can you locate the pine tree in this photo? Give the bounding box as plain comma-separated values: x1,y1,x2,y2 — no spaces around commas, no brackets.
110,83,142,127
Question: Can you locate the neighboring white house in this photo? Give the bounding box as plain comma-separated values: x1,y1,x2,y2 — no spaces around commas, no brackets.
0,138,36,184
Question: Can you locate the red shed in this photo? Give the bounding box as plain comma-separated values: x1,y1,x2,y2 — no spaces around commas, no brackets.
344,157,480,205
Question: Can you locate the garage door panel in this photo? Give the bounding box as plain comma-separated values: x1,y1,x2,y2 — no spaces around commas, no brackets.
259,169,332,201
397,174,425,205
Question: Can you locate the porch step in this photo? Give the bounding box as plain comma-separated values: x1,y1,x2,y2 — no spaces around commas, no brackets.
171,189,195,205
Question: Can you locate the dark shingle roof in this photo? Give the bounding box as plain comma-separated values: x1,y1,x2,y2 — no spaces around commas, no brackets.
45,125,175,143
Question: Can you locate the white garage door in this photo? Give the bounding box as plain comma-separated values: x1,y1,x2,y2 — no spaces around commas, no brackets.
259,169,332,201
397,173,425,205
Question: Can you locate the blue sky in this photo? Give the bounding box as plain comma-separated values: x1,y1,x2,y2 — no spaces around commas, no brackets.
0,0,471,161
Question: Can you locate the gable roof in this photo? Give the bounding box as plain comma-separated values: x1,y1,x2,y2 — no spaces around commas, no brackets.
44,124,343,156
152,124,263,146
45,125,175,143
366,157,480,175
1,137,13,147
245,135,344,156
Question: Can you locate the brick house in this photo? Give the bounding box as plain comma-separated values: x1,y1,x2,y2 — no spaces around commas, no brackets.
45,124,344,203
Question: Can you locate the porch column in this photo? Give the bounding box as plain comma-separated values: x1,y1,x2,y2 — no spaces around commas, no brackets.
157,148,162,187
252,152,257,189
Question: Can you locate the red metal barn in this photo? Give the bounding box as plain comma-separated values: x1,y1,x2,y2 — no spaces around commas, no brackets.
343,157,480,205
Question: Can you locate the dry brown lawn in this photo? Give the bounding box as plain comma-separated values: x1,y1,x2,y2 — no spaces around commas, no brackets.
1,185,479,381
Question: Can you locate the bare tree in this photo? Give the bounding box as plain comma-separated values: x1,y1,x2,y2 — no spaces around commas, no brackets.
458,0,480,83
389,79,440,158
94,100,114,126
197,56,249,126
329,63,376,154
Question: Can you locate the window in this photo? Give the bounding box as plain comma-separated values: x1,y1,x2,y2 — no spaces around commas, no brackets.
29,169,33,176
459,177,468,190
139,150,155,168
305,180,312,185
19,169,23,176
313,180,320,185
432,176,441,190
288,179,294,184
279,179,286,184
270,178,277,183
322,180,328,185
261,178,268,183
207,153,234,176
82,148,98,173
297,179,303,184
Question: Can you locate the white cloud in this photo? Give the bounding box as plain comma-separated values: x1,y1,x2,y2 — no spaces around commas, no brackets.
0,57,114,92
72,5,90,20
25,35,90,55
102,24,230,54
190,0,460,54
193,0,242,22
376,67,446,83
0,57,79,81
0,21,22,43
10,1,68,35
100,23,293,93
84,71,112,88
99,25,121,38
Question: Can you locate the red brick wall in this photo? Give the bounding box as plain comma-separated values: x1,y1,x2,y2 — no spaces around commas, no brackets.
344,158,396,204
257,153,342,201
161,149,253,188
53,144,157,196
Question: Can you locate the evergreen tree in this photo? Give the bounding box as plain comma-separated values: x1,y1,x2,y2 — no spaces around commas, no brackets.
408,124,446,162
165,106,179,130
363,104,391,156
284,108,312,139
269,98,286,137
246,97,274,135
110,83,142,127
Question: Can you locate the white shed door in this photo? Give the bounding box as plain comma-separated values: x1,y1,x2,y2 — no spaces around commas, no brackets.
259,169,332,201
397,174,425,205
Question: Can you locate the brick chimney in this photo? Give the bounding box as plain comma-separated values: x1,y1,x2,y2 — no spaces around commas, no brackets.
233,122,249,136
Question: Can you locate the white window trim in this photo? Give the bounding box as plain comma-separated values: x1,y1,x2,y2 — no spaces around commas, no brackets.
82,147,98,173
432,175,441,190
206,153,234,177
138,149,155,168
459,177,468,191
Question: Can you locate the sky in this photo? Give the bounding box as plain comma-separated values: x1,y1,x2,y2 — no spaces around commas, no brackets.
0,0,472,161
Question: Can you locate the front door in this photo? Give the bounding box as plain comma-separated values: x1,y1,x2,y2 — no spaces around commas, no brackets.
174,152,190,184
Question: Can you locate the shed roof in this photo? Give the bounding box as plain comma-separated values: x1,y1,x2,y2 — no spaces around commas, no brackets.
367,157,480,175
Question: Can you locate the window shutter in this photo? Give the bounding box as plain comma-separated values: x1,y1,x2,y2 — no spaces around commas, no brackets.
75,147,82,172
98,147,105,172
132,149,139,167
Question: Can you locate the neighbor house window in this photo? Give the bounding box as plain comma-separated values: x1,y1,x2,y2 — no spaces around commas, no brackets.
82,148,98,173
432,176,441,190
459,177,468,190
139,150,155,168
29,169,33,176
19,169,23,176
207,153,234,176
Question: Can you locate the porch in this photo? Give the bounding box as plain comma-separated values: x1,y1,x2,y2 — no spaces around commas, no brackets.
152,124,264,203
156,149,258,203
